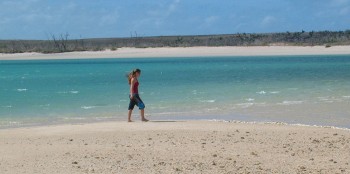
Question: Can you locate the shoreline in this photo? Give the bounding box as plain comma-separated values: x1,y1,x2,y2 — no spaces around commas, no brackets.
1,46,350,60
2,118,350,132
1,120,349,173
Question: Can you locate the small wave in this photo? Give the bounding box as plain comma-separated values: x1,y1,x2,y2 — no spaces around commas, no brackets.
343,96,350,99
154,111,189,115
17,88,28,92
57,91,68,94
200,100,216,103
256,91,266,94
81,106,96,109
318,97,343,103
8,121,21,125
209,120,350,132
1,105,12,108
236,103,254,108
254,102,267,106
63,117,86,120
153,106,170,109
277,101,303,105
57,91,79,94
317,97,329,101
269,91,280,94
207,107,219,111
94,117,114,121
246,98,255,102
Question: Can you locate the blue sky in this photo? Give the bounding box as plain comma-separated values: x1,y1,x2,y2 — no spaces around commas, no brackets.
0,0,349,39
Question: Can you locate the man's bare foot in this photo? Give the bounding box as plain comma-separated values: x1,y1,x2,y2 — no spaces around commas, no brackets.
128,120,133,122
141,118,149,122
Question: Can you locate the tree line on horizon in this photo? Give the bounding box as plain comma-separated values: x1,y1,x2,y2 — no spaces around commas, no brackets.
0,30,349,54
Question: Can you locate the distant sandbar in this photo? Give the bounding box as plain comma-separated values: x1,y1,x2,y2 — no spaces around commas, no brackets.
1,46,350,60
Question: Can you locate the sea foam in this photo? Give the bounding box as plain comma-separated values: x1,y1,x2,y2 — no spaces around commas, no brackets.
236,103,254,108
200,100,216,103
246,98,255,101
81,106,96,109
278,101,304,105
256,91,266,94
17,88,28,92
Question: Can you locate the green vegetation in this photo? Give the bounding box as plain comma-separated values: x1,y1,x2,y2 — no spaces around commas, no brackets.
0,30,349,53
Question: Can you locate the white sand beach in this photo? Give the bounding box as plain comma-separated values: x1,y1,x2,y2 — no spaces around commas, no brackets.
1,46,350,173
0,121,349,173
1,46,350,60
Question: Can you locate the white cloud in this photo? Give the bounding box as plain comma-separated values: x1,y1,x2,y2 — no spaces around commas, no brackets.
0,17,11,25
229,14,237,20
98,10,119,26
205,16,219,26
133,0,181,31
197,15,220,30
167,0,180,16
261,16,276,27
339,6,350,15
0,0,41,12
0,1,48,27
146,0,180,17
331,0,350,6
316,0,350,17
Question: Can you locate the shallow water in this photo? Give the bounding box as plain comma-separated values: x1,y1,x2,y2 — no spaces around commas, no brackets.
1,55,350,128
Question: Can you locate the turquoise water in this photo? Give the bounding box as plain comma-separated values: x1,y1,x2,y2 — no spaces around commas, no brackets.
1,55,350,128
